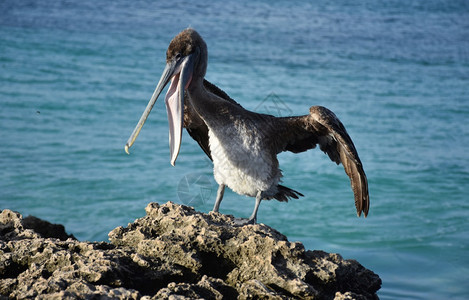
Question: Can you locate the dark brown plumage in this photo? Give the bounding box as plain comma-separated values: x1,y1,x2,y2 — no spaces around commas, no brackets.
184,80,369,217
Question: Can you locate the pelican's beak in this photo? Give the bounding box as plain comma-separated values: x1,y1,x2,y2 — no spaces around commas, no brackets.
125,54,194,166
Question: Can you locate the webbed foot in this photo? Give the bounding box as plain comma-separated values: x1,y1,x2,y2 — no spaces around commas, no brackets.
233,217,256,226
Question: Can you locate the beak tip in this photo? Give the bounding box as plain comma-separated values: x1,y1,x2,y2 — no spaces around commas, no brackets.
125,144,130,155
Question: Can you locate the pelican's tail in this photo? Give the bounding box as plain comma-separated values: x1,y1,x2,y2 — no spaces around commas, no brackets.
274,185,304,202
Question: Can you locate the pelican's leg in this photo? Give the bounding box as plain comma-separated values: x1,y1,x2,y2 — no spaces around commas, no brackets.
234,191,262,226
247,191,262,224
212,184,225,212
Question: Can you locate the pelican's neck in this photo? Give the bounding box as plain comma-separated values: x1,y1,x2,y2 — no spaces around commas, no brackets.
188,76,205,94
187,77,221,124
187,77,208,106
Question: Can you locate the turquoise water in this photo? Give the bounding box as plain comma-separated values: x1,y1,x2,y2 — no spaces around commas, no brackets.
1,1,468,299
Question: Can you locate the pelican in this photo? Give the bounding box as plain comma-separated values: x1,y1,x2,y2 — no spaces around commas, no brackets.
125,29,369,224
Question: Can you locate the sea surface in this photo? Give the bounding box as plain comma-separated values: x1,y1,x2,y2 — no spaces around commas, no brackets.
1,1,468,299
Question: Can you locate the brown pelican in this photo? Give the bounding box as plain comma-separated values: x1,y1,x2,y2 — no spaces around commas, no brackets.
125,28,369,224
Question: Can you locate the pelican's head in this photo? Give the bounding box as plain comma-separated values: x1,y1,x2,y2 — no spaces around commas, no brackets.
124,28,207,166
166,28,207,79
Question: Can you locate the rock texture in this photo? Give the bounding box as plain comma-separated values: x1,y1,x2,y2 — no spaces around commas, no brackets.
0,202,381,299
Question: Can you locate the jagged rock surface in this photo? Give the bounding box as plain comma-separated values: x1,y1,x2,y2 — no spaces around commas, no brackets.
0,203,381,299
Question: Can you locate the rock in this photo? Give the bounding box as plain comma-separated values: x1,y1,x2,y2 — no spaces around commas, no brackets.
22,215,76,241
0,204,381,299
0,210,75,242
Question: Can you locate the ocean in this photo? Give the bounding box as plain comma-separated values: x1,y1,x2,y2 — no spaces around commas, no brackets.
1,0,468,299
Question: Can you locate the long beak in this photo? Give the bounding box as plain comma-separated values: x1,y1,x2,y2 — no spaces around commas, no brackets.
124,54,194,166
165,54,194,165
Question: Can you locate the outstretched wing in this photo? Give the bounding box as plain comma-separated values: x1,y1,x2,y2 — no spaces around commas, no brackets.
273,106,369,217
184,79,243,161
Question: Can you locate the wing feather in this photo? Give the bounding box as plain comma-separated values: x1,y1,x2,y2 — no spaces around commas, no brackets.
275,106,369,217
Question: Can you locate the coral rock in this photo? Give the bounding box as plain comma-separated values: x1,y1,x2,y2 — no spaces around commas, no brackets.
0,203,381,299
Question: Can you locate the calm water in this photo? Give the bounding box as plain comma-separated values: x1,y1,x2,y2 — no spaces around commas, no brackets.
1,1,468,299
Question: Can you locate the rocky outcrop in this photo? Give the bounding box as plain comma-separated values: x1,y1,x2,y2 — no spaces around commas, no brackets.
0,202,381,299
